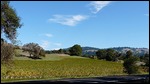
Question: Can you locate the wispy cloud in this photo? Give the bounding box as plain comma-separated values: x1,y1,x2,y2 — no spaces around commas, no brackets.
52,48,61,50
40,40,62,50
89,1,111,14
45,33,53,38
48,15,88,26
40,40,50,50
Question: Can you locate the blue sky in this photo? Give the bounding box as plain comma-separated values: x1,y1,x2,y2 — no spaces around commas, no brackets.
8,1,149,50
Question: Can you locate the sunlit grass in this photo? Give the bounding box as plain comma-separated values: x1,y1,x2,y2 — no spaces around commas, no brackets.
1,55,125,82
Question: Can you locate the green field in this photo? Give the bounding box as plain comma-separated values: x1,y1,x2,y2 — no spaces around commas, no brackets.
1,51,126,82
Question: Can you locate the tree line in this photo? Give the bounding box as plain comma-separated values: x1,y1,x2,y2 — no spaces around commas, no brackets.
45,44,82,56
58,44,149,74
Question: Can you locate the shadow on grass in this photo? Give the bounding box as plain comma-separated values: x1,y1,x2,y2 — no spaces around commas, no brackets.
28,56,42,60
15,54,27,57
15,54,42,60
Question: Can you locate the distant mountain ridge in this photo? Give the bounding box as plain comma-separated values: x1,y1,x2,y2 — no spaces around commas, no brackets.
82,47,149,56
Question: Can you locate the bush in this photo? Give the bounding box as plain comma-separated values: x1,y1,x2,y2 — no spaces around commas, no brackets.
69,44,82,56
123,56,139,74
126,50,132,59
106,49,116,61
1,43,14,64
96,49,106,59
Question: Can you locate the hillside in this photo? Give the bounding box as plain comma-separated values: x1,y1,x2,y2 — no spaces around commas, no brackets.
82,47,149,56
14,49,87,61
2,49,148,82
2,52,125,82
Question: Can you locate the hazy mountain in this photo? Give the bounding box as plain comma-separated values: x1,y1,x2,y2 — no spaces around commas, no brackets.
82,47,149,56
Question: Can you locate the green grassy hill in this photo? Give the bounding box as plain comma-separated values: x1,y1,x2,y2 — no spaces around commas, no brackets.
1,49,125,82
14,49,89,61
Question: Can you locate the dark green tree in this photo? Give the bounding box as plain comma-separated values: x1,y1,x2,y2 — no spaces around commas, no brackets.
96,49,107,59
63,49,70,54
1,1,22,43
126,50,132,58
69,44,82,56
113,51,120,61
106,49,116,61
143,53,149,67
58,49,64,54
123,56,139,74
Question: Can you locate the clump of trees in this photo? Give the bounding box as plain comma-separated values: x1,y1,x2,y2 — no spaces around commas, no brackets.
22,43,45,59
96,49,107,59
69,44,82,56
45,44,82,56
96,48,120,61
106,49,117,61
45,48,70,54
96,49,144,74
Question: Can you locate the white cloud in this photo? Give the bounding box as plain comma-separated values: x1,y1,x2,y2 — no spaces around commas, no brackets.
52,48,61,50
40,40,50,50
54,43,62,46
89,1,111,14
45,33,53,38
40,40,62,50
49,15,88,26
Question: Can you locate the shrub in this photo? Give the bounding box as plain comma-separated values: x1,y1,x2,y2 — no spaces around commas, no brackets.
96,49,106,59
106,49,116,61
1,42,14,64
123,56,139,74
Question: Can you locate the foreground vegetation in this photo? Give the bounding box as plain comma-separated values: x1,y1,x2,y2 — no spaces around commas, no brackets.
1,54,125,82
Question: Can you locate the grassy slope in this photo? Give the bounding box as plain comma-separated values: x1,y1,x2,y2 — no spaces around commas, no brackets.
2,49,125,82
13,49,88,61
